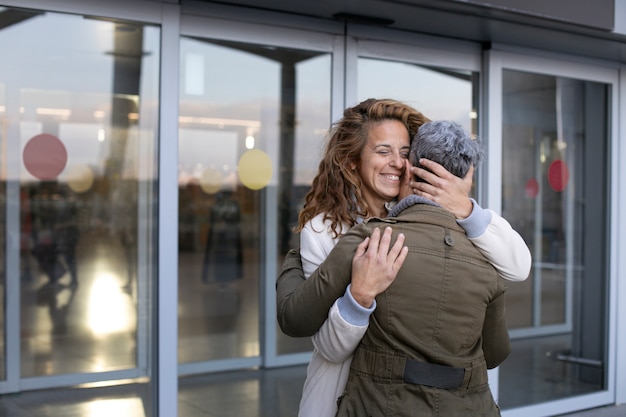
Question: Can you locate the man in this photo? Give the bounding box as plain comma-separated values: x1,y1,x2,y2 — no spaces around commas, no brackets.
287,120,510,417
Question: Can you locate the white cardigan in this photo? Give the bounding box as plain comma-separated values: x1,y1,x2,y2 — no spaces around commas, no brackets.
297,200,531,417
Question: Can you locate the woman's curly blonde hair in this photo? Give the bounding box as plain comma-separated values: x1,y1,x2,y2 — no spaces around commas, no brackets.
295,98,430,238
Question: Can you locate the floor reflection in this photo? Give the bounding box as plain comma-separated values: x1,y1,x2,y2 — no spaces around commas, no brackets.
500,334,602,409
20,229,137,378
0,364,622,417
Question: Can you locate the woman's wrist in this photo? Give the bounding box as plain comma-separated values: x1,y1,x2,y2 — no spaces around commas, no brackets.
453,198,473,219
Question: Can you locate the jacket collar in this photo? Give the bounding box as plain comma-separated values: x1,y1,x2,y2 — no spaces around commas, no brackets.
387,195,439,218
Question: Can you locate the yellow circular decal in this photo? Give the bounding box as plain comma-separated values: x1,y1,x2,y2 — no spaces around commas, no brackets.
200,167,222,194
66,164,94,193
238,149,272,190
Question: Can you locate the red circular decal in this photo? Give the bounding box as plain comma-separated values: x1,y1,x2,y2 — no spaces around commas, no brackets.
23,133,68,180
548,159,569,192
525,178,539,198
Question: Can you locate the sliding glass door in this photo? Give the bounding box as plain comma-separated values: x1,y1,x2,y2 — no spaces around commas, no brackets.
486,51,618,417
0,6,160,401
178,14,340,375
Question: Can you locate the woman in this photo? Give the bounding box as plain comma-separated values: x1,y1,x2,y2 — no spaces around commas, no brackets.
277,98,531,417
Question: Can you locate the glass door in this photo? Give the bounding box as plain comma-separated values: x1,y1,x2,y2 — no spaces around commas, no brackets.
0,6,160,399
178,14,340,374
485,51,618,417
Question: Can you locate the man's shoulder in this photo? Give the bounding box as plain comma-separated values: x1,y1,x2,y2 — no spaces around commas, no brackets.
390,204,461,229
362,216,396,226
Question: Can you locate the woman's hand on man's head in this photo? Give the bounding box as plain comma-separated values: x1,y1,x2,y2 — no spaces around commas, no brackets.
409,158,473,219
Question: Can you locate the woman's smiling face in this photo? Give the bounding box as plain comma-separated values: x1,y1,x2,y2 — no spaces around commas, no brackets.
353,119,410,216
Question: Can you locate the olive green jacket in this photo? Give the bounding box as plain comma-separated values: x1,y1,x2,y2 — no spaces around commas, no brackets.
277,203,510,415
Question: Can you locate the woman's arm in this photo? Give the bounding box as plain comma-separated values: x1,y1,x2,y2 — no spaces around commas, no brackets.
457,201,531,282
299,219,370,362
312,289,370,363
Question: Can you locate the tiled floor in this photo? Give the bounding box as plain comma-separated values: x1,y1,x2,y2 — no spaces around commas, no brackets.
0,364,623,417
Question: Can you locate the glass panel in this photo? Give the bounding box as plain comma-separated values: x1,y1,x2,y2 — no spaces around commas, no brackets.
358,58,478,133
178,37,331,362
499,69,609,408
0,7,159,390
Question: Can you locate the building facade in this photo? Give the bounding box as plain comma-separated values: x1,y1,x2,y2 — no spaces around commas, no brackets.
0,0,625,416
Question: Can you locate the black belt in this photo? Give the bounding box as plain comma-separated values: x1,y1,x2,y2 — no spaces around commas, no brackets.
403,358,465,389
351,346,481,391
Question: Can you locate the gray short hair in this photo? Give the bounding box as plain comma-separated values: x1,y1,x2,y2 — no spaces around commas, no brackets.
410,120,484,178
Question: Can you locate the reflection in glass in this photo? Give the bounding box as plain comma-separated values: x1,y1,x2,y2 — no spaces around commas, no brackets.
358,58,477,132
178,37,331,363
0,8,160,393
499,70,609,408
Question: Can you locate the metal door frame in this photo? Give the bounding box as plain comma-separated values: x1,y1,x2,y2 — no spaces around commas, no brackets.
484,47,620,417
0,0,165,395
178,5,346,371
